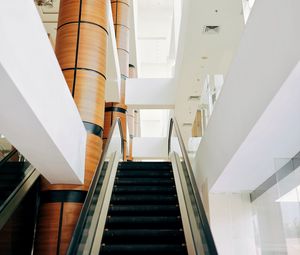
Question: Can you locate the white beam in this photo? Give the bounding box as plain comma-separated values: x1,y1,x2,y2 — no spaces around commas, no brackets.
0,1,87,184
126,78,175,108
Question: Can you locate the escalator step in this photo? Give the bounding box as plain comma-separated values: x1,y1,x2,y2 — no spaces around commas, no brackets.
116,170,172,178
108,205,180,216
102,229,185,244
106,216,182,229
118,162,172,171
114,178,173,186
113,186,176,194
100,244,187,255
110,194,177,205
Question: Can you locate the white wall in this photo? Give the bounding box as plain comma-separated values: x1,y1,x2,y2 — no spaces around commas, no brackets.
209,193,257,255
0,1,86,184
126,78,175,108
132,137,168,159
194,0,300,190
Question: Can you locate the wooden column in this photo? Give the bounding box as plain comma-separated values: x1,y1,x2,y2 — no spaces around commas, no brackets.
34,1,108,254
104,0,130,159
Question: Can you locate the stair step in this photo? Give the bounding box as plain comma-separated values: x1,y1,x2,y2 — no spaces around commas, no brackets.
108,205,180,216
118,162,172,171
102,229,185,244
114,178,174,186
116,170,172,178
110,194,177,205
100,244,187,255
106,216,182,229
113,185,176,194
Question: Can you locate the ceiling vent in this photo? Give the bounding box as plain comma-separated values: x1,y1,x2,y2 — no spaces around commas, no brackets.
35,0,54,7
188,96,201,101
183,123,192,127
203,26,220,34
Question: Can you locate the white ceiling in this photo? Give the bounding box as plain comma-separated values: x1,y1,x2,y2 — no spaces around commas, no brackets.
174,0,245,139
136,0,175,78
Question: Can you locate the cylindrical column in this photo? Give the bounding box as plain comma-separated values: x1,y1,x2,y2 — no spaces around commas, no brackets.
104,102,127,157
34,1,108,254
104,0,130,159
111,0,130,96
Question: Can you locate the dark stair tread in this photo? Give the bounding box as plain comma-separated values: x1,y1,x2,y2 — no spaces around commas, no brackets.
113,186,176,194
116,171,172,178
110,194,177,204
102,229,185,243
108,205,180,216
100,244,187,255
118,162,172,171
114,178,174,186
106,216,182,228
99,162,188,255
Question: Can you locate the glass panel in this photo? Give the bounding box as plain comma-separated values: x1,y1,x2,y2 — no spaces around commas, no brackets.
169,119,216,254
73,120,123,254
252,157,300,255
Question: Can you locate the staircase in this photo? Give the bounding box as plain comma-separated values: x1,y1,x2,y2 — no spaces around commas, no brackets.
100,161,188,255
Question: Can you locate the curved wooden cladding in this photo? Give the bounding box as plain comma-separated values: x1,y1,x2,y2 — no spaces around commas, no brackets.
34,202,82,255
115,25,130,52
103,103,127,158
63,70,105,128
111,0,130,78
56,24,107,79
58,0,107,31
111,0,130,29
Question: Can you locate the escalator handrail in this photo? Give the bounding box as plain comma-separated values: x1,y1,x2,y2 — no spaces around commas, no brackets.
0,148,18,169
67,118,124,255
168,117,218,254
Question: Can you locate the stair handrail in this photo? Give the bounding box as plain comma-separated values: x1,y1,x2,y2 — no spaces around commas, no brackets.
67,118,124,255
168,117,218,254
0,148,18,169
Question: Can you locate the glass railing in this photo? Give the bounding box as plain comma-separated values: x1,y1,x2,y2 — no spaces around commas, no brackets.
251,156,300,254
67,118,124,255
168,117,218,255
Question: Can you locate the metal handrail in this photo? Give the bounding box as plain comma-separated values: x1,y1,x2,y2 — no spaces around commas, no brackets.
67,118,124,255
168,117,218,254
0,148,18,169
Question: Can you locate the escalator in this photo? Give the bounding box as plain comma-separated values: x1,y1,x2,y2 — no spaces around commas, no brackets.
0,149,40,255
0,160,29,205
67,118,218,255
100,161,187,255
